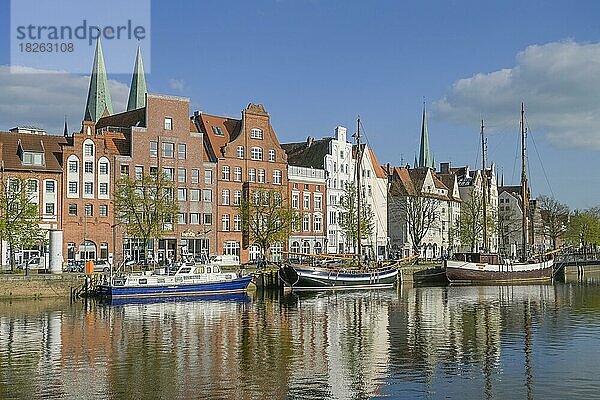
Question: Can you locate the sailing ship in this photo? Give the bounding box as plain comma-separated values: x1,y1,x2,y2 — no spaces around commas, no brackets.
279,117,399,290
445,103,555,283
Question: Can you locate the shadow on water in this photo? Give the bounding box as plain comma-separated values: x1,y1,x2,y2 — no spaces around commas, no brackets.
1,278,600,399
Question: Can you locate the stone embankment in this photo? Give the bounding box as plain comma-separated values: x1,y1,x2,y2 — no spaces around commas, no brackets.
0,274,84,299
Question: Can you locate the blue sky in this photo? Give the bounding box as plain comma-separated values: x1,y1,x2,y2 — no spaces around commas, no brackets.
1,0,600,208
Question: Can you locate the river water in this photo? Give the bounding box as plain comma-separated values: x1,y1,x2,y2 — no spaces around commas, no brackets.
1,273,600,400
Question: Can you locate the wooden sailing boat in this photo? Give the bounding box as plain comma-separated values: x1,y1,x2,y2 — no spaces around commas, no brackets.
278,117,399,290
445,103,555,283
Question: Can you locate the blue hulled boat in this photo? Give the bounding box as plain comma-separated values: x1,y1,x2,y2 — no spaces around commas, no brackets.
100,264,253,299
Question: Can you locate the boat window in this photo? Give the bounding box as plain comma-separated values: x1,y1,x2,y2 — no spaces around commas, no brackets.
213,266,221,273
206,267,211,273
139,279,147,284
178,267,192,274
157,278,165,284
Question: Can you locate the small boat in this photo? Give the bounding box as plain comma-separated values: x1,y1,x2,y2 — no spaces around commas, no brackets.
99,263,253,299
445,104,554,283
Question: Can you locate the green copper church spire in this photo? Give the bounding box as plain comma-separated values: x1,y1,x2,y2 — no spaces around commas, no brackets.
127,46,147,111
418,101,434,168
84,38,113,122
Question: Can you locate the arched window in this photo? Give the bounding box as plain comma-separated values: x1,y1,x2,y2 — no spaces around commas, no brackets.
291,241,300,254
250,147,263,161
67,154,80,198
250,128,263,139
302,241,311,255
249,244,261,261
314,242,322,254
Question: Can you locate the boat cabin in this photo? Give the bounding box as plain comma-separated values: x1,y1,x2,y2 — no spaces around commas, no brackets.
453,253,500,264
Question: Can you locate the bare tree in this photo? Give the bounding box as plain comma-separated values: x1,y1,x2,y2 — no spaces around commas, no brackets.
114,173,179,263
537,195,569,249
239,188,297,260
459,187,496,252
397,191,440,259
0,177,46,271
497,206,521,255
338,182,374,254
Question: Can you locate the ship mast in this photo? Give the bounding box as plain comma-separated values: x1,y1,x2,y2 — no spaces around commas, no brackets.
356,116,362,260
481,119,488,253
521,102,528,260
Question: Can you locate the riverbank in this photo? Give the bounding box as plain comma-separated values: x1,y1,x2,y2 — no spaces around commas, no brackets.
0,274,83,299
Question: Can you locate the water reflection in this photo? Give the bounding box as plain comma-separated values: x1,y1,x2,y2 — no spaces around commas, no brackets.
0,281,599,399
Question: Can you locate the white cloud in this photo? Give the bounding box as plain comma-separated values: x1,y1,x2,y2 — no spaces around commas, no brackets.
435,40,600,149
169,78,184,92
0,65,128,134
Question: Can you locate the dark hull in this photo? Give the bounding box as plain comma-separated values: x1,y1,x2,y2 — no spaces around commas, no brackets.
445,265,553,283
279,264,398,290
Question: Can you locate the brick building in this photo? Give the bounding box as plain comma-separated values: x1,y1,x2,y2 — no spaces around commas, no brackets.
194,103,288,263
0,127,66,268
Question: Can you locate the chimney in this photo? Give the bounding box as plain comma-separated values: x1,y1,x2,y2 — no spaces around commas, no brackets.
306,136,313,147
193,110,202,117
440,162,450,174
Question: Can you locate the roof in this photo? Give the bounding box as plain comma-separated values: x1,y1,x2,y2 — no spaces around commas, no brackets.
194,113,241,161
389,166,457,201
103,131,131,156
281,137,332,169
96,108,146,130
0,131,66,172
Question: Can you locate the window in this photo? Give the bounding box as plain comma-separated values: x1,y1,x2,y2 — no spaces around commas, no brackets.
100,243,108,260
178,168,186,183
150,166,158,176
251,147,263,160
99,162,109,175
222,189,230,205
223,241,240,256
150,141,158,157
120,165,129,177
99,204,108,216
135,166,143,179
22,152,44,166
303,193,310,209
237,146,244,158
45,180,55,193
203,213,212,225
68,181,78,194
274,192,282,207
212,126,224,136
233,167,242,182
330,211,337,224
69,160,78,172
178,188,187,201
340,150,344,159
292,193,299,209
84,182,93,195
190,189,200,202
234,215,241,231
163,167,174,181
314,214,323,232
222,214,230,231
99,183,108,196
68,203,77,216
84,144,94,156
164,117,173,130
162,142,174,158
303,214,310,232
273,170,282,185
84,161,93,174
258,169,265,183
26,179,38,193
178,143,186,160
191,169,199,184
233,190,242,206
45,203,54,215
314,195,322,210
316,185,321,192
189,213,200,225
222,165,230,180
204,170,212,184
203,189,212,202
85,204,93,216
250,128,263,139
269,149,275,162
249,168,256,182
178,213,186,225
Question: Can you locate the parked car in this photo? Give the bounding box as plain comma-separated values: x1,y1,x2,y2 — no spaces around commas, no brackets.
63,260,85,273
24,256,46,271
93,260,111,273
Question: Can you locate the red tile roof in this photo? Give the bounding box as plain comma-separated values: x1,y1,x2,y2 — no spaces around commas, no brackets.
0,132,66,172
194,113,241,161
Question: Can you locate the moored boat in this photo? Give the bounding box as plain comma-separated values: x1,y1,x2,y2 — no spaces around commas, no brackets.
100,264,253,299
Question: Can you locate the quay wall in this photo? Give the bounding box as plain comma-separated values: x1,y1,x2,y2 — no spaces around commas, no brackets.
0,274,83,299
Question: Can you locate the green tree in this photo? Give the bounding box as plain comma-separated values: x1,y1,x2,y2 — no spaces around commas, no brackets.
338,182,374,255
0,177,46,271
114,173,178,263
459,187,496,252
238,188,297,260
565,210,600,258
537,195,569,249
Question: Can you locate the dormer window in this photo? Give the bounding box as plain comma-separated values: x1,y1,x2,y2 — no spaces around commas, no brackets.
22,151,44,166
212,126,224,136
250,128,263,139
